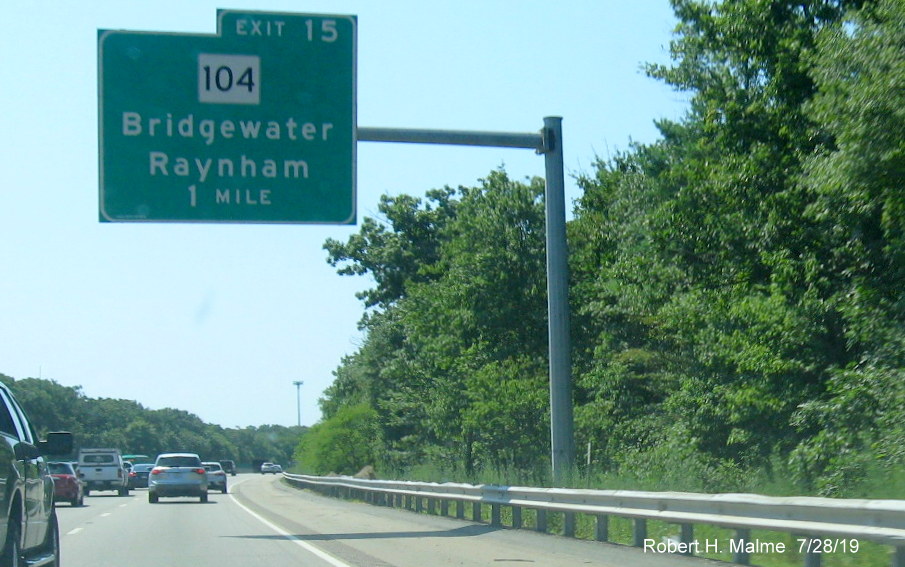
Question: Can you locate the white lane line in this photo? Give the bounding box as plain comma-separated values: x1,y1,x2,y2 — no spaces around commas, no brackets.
66,528,83,536
229,494,353,567
100,513,112,517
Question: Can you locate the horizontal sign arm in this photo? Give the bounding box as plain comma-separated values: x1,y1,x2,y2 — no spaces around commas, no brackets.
357,126,545,152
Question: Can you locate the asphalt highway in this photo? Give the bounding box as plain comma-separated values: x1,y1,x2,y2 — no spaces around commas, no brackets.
57,473,729,567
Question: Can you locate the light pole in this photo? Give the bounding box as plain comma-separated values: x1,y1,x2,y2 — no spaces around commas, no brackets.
292,380,303,427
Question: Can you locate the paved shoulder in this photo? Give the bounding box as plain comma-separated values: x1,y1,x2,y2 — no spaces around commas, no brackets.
231,475,729,567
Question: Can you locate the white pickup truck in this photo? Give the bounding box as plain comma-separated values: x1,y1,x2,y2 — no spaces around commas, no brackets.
78,448,129,496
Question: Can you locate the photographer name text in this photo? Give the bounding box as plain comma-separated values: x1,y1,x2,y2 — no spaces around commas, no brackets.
644,537,860,555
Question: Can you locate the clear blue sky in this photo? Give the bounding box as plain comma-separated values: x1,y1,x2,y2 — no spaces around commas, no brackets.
0,1,687,428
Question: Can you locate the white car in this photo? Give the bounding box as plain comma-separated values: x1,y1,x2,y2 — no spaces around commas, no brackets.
260,462,282,474
202,461,228,493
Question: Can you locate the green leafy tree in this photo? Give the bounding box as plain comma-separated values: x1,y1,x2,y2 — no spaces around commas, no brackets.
294,403,377,475
397,171,548,472
789,0,905,493
324,188,458,309
570,0,863,479
320,171,549,475
461,356,549,477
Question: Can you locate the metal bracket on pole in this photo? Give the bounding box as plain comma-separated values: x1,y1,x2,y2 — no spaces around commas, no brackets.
538,124,555,155
357,117,574,483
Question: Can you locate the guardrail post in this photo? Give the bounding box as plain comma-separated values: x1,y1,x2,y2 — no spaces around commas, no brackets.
472,502,483,522
733,529,751,565
491,504,501,526
894,547,905,567
456,500,465,519
564,512,576,537
633,519,648,547
804,549,821,567
536,510,548,533
595,514,609,542
428,498,436,515
680,524,694,555
440,499,449,517
512,506,523,529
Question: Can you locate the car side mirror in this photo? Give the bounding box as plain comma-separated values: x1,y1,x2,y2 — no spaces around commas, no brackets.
38,432,74,456
14,442,40,461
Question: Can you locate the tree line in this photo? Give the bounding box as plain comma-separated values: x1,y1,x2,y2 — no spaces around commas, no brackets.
1,373,303,467
297,0,905,496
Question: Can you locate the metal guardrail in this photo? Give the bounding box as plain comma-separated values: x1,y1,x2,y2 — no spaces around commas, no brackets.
282,472,905,567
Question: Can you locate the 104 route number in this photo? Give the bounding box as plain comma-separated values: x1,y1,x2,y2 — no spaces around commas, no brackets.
198,53,260,105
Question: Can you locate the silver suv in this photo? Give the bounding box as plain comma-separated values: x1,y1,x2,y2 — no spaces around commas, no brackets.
0,381,73,565
148,453,208,503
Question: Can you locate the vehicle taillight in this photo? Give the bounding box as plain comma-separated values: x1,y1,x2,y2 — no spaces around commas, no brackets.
151,468,164,475
194,468,206,475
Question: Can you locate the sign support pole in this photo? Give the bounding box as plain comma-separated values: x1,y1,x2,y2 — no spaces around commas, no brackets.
541,117,574,484
358,117,575,483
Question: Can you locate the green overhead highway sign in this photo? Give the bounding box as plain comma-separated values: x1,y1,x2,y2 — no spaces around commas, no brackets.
99,10,357,224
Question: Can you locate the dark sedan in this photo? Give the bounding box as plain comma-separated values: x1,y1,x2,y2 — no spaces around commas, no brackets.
129,463,155,489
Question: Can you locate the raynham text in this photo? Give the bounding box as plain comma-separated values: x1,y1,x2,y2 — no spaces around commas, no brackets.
149,152,308,183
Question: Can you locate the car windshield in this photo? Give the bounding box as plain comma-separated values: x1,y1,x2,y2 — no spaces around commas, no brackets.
157,456,201,467
48,462,73,475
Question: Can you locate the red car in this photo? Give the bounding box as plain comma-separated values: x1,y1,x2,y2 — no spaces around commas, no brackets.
49,461,84,506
